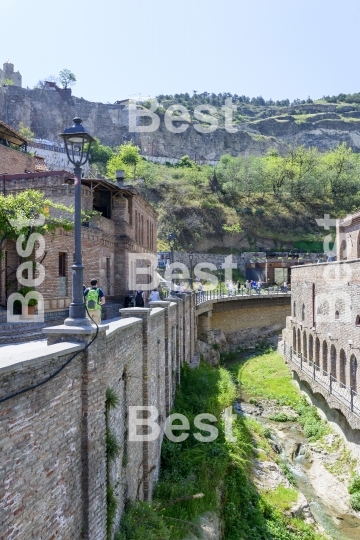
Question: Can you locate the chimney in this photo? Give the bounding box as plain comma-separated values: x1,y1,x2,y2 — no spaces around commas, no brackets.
116,170,125,188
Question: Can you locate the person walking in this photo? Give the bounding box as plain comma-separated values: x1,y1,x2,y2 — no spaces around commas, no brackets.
228,281,234,296
84,279,105,325
149,288,160,301
134,289,145,307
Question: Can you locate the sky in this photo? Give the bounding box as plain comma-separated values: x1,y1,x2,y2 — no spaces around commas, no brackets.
1,0,360,104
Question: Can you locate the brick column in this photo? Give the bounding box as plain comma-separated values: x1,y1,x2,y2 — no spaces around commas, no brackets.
43,324,109,540
166,297,183,383
150,301,171,415
119,308,152,500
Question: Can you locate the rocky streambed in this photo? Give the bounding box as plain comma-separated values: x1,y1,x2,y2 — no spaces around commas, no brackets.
235,397,360,539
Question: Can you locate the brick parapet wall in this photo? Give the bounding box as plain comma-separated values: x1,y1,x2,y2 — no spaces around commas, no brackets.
198,295,291,345
0,296,195,540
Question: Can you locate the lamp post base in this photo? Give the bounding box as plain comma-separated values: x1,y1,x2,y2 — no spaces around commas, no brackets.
64,316,92,327
64,302,92,326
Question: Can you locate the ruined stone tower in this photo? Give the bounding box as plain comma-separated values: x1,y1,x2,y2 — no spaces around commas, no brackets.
0,61,22,87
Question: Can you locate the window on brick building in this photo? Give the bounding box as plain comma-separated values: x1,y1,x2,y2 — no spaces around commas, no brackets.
335,310,340,320
59,252,66,276
356,315,360,327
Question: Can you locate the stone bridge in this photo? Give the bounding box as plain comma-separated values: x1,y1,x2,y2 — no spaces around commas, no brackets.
195,291,291,345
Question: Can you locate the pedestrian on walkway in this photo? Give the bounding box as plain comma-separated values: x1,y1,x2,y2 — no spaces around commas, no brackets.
149,288,160,301
84,279,105,325
134,289,145,307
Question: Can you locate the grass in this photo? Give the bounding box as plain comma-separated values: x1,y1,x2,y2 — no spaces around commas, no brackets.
117,361,327,540
318,434,357,478
230,351,331,442
263,485,298,511
233,350,300,406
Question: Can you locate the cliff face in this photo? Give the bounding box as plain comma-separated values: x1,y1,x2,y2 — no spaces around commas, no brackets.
0,86,129,146
1,86,360,159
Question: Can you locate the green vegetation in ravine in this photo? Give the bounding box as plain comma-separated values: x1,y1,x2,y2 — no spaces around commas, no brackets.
91,141,360,252
116,362,327,540
348,474,360,511
231,350,330,442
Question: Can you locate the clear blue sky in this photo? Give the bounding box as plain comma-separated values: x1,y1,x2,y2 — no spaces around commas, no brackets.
1,0,360,104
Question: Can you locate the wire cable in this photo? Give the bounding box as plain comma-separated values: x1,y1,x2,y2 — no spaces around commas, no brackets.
0,301,99,405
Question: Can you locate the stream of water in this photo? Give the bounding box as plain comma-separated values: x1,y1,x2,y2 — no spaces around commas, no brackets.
236,396,360,539
226,353,360,539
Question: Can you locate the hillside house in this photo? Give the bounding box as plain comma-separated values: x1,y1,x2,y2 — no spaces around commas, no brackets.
1,171,157,315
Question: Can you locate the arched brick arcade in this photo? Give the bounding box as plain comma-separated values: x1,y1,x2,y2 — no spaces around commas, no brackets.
290,330,359,397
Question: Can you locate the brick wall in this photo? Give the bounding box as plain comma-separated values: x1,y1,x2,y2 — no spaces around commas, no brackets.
0,295,195,540
0,145,35,175
200,296,290,345
283,260,360,394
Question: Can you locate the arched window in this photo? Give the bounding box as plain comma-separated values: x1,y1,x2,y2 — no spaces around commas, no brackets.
350,355,358,392
302,303,305,321
303,331,307,360
315,337,320,369
335,311,340,320
330,344,337,379
322,341,328,375
356,315,360,327
309,334,314,363
340,349,346,387
293,301,296,317
292,326,297,352
297,329,301,357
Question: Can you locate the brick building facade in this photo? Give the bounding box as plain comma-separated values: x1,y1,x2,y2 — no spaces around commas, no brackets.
282,258,360,403
0,171,157,312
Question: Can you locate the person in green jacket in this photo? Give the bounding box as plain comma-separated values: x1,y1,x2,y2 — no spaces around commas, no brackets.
84,278,105,325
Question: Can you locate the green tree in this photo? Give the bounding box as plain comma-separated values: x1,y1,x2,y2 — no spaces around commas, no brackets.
89,138,114,165
107,142,143,180
0,190,75,302
59,68,76,89
18,122,35,141
3,78,14,86
322,143,360,202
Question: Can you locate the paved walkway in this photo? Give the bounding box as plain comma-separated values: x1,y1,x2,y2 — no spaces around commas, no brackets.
0,317,122,372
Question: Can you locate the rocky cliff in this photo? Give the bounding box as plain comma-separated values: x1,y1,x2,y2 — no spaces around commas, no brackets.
2,86,360,160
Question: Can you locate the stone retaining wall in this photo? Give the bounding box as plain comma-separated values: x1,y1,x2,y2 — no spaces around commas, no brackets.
0,295,196,540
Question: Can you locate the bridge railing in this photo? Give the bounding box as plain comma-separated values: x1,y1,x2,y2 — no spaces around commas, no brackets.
195,286,290,306
284,342,360,418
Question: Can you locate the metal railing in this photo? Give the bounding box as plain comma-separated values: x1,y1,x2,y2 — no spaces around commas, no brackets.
29,141,82,156
195,286,291,306
284,342,360,417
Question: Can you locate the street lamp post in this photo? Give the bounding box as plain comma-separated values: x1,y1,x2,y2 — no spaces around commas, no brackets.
188,251,194,290
59,118,94,326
